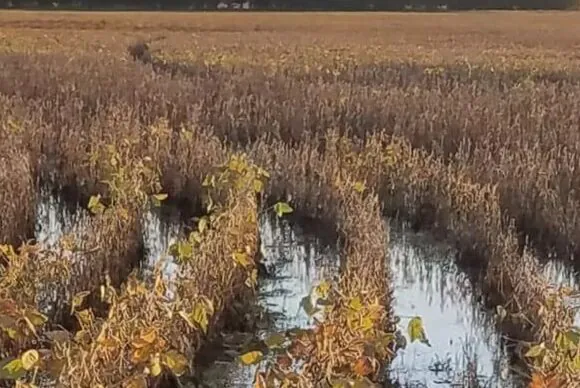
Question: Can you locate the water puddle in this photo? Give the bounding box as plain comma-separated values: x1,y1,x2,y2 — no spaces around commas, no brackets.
35,188,182,286
198,215,340,387
388,225,525,388
541,259,580,326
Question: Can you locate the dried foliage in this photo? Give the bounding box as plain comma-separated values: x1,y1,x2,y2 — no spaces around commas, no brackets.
1,10,580,386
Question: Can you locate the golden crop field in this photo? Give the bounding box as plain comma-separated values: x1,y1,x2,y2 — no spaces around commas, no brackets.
1,10,580,388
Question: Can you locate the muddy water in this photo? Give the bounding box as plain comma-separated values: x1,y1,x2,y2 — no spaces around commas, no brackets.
197,215,341,386
388,225,525,388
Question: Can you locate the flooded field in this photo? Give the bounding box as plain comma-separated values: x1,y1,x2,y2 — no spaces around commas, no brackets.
33,191,578,387
387,225,525,388
198,216,341,386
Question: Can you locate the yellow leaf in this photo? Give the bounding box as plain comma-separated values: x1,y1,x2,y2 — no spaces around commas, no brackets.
232,251,252,268
0,357,25,379
71,291,91,312
20,350,39,371
150,356,162,377
163,350,188,376
179,310,195,328
239,350,263,365
139,328,158,345
353,181,366,193
131,347,152,364
253,179,264,193
24,310,47,327
408,316,430,346
123,376,148,388
191,303,209,334
153,193,168,201
349,296,363,312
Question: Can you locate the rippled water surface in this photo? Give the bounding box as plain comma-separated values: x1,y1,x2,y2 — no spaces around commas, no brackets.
387,226,525,388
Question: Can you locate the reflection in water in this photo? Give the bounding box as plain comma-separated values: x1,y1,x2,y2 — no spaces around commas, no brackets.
199,215,340,387
541,260,580,326
388,226,523,388
35,187,88,247
140,208,181,281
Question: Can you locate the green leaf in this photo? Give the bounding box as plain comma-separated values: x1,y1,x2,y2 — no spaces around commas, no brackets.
525,343,545,358
408,316,430,346
239,350,263,365
273,202,294,218
0,357,25,380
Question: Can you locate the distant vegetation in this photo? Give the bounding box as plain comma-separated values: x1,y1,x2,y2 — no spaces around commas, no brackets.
1,10,580,388
1,0,578,10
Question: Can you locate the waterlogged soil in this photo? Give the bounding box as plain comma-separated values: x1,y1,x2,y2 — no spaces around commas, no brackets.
387,225,526,388
34,192,550,387
197,215,341,386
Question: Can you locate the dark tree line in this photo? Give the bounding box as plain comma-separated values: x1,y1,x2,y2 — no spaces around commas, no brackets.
2,0,577,10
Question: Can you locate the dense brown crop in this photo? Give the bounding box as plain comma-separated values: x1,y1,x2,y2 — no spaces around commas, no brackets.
1,10,580,387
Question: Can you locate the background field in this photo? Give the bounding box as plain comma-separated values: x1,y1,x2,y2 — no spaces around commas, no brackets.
1,10,580,388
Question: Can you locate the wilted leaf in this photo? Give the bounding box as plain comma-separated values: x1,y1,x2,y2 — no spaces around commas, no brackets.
273,202,293,218
191,303,209,334
88,195,105,215
163,350,188,376
349,296,363,312
20,350,39,371
353,181,366,193
315,281,331,298
149,357,162,377
253,179,264,194
0,357,25,379
353,357,374,377
198,217,209,234
299,296,319,317
71,291,91,313
232,252,252,268
239,350,263,365
264,332,286,349
408,316,430,346
245,268,258,288
24,310,48,327
44,330,72,344
123,376,148,388
131,347,152,364
140,328,158,345
496,305,507,321
525,343,546,359
153,193,168,202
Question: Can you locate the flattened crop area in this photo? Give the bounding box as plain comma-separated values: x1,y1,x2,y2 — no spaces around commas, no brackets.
1,11,580,388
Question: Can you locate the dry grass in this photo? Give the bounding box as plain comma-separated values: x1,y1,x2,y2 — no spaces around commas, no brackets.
1,10,580,386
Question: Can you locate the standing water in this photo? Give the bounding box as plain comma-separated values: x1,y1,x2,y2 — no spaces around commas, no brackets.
388,224,525,387
198,215,340,386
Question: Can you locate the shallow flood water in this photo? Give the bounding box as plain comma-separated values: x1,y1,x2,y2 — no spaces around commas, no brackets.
541,259,580,326
198,215,340,386
35,192,537,387
387,225,525,388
